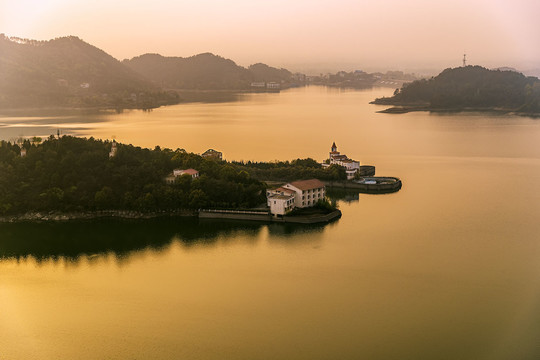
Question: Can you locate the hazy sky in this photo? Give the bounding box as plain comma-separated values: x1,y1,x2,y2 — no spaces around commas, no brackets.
1,0,539,73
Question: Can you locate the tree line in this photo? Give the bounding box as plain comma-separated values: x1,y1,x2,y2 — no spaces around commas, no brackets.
232,158,347,182
0,137,348,216
0,136,266,215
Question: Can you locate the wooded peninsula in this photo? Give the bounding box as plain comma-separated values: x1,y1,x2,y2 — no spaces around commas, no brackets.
0,136,346,217
372,66,540,115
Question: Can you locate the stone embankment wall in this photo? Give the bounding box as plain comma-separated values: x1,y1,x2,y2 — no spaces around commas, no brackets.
199,209,342,224
0,209,197,223
199,209,272,222
1,208,342,225
359,165,376,176
273,210,342,224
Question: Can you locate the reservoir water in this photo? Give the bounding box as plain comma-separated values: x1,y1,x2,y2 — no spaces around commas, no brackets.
1,87,540,359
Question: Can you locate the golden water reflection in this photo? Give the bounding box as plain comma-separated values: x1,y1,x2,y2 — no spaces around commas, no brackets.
1,87,540,359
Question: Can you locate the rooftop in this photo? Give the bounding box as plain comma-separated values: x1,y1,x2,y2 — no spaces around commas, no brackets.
289,179,325,190
182,168,199,175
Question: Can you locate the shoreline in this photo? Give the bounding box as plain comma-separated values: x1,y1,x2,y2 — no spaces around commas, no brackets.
0,208,342,224
0,210,198,223
199,209,341,224
324,178,402,193
371,104,540,117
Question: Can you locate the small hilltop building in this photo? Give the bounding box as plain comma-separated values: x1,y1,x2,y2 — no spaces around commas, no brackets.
165,168,200,184
202,149,222,160
174,169,199,178
109,140,117,158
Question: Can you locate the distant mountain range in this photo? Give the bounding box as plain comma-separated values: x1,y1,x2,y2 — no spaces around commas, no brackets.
0,35,301,109
2,34,536,112
0,35,179,109
372,66,540,114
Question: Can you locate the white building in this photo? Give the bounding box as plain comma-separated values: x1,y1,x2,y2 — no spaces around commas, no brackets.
267,179,326,216
266,187,296,216
109,140,117,158
202,149,222,160
266,82,280,89
173,168,199,179
165,168,199,184
325,142,360,180
283,179,326,208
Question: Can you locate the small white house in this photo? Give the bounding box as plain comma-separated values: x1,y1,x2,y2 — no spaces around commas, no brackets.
165,168,200,184
267,193,296,216
173,168,199,178
267,187,296,216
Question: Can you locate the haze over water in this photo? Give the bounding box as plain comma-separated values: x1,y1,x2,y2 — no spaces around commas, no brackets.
1,87,540,359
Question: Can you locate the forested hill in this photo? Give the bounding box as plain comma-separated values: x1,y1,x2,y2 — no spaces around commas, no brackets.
123,53,297,90
248,63,292,83
372,66,540,114
0,35,179,109
123,53,252,90
0,136,348,216
0,136,265,215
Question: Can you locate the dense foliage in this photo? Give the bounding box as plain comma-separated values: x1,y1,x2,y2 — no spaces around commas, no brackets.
0,35,179,109
232,158,347,181
0,136,266,215
373,66,540,113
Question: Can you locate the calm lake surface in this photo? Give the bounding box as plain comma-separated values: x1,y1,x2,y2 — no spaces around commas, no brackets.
1,86,540,359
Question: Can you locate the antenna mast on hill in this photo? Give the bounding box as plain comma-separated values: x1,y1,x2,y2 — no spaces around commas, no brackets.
463,53,467,67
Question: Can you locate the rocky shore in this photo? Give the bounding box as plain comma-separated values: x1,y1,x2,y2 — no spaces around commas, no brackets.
0,210,197,223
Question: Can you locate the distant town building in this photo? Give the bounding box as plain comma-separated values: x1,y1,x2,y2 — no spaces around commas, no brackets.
202,149,222,160
80,82,90,89
109,140,117,158
20,148,26,157
165,168,200,184
251,82,266,88
266,82,280,89
267,179,326,215
323,142,360,180
291,73,306,82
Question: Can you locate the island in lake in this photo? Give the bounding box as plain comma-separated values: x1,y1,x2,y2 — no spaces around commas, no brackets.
371,66,540,116
0,136,400,223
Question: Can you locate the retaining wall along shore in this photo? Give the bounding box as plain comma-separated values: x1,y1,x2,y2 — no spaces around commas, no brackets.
324,177,402,193
199,209,341,224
